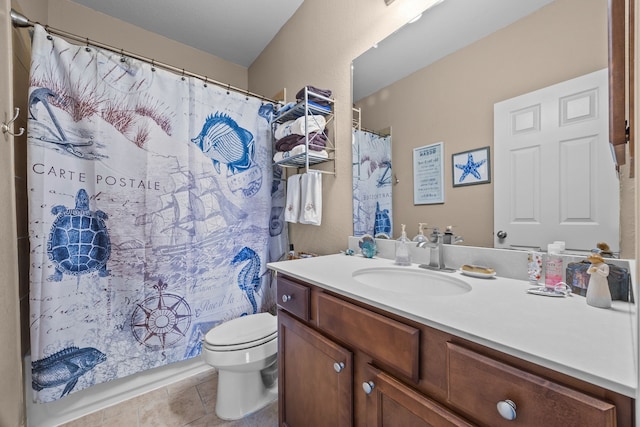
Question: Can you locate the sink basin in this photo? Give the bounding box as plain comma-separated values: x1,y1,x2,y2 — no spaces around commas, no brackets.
352,267,472,296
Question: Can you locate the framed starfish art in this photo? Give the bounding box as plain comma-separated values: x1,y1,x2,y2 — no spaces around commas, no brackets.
452,146,491,187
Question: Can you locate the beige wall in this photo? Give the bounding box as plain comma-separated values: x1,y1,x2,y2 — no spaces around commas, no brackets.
354,0,634,251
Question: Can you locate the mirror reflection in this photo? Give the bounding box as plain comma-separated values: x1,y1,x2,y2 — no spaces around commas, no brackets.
351,0,629,255
352,114,393,238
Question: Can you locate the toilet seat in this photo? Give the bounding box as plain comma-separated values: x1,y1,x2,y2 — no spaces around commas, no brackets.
204,312,277,351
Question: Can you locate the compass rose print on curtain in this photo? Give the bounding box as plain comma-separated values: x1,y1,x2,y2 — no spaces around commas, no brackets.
27,25,276,403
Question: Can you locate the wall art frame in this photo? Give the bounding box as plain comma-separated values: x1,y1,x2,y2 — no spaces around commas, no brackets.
413,142,444,204
452,146,491,187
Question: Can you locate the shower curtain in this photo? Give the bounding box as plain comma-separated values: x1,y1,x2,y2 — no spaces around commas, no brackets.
27,25,279,403
352,129,393,237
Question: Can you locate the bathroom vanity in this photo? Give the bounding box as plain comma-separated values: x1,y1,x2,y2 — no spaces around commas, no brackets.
268,254,636,427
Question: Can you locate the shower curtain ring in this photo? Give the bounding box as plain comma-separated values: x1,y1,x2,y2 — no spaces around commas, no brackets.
203,77,208,88
227,84,231,95
151,60,155,72
120,48,125,62
181,69,186,81
85,38,90,52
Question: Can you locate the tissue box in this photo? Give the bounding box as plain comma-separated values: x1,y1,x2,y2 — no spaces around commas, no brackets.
566,261,634,302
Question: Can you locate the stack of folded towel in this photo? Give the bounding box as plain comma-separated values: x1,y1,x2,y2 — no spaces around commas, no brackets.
272,113,329,163
285,171,322,226
273,85,333,163
296,85,333,110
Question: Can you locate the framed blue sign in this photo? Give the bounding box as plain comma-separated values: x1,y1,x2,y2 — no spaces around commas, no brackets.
413,142,444,205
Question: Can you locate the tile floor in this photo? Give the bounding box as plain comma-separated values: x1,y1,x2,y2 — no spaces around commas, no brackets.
59,368,278,427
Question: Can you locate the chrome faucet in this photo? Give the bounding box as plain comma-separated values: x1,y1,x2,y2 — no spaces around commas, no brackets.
442,225,464,245
416,228,456,272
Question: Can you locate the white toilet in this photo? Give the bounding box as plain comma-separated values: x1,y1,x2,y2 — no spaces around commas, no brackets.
201,312,278,420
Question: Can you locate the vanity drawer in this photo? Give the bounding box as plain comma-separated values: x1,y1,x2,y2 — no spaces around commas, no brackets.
276,275,310,322
317,293,420,381
447,343,616,427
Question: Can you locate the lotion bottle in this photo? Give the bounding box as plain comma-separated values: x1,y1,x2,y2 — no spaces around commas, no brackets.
395,224,411,266
544,243,563,288
412,223,428,243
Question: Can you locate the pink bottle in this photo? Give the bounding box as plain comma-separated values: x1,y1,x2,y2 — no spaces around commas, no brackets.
544,243,563,288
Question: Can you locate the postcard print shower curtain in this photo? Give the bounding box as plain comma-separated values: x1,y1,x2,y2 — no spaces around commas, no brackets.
27,25,277,403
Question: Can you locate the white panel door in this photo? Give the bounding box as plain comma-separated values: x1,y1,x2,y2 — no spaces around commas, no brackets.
494,68,619,252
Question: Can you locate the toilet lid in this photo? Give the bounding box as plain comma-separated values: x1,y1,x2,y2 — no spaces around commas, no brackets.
204,312,277,347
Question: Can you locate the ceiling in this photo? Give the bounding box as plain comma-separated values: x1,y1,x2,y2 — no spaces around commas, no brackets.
352,0,555,101
69,0,304,68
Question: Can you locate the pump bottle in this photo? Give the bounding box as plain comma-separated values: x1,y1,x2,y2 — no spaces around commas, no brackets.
395,224,412,266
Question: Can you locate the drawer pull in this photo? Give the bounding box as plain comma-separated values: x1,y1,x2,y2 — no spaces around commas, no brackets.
333,362,345,373
281,294,292,303
497,399,517,420
362,381,375,395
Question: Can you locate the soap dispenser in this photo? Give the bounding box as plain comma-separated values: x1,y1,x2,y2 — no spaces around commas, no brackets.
412,223,428,243
395,224,412,266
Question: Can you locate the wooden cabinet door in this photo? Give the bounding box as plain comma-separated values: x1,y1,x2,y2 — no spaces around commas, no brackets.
362,364,474,427
278,310,353,427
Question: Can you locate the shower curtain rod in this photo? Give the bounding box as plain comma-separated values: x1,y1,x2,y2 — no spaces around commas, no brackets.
10,8,281,105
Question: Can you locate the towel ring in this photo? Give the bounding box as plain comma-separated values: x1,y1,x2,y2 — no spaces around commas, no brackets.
2,107,25,137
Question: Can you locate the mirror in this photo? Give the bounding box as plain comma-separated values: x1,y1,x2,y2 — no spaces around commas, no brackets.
351,0,630,254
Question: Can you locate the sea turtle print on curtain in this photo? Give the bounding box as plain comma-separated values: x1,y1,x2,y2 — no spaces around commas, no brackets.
27,25,276,403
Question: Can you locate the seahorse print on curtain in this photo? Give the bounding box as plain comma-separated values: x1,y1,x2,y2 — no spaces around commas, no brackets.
27,25,276,403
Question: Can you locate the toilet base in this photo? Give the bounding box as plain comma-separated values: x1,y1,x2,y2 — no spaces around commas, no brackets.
215,368,278,420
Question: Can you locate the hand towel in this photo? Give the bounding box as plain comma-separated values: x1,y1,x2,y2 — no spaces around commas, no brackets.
273,146,328,163
285,174,302,223
299,171,322,226
274,115,327,140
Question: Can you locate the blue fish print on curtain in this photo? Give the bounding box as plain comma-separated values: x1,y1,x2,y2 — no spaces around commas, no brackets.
191,113,255,175
27,25,277,403
31,346,107,398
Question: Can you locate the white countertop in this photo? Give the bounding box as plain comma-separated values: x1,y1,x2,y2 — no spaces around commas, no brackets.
268,254,638,398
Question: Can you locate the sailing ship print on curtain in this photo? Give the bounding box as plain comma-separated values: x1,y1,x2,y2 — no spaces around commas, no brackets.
27,25,277,403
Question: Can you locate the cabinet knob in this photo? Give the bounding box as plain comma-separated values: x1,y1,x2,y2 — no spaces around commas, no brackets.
281,294,292,303
496,399,517,420
362,381,375,395
333,362,345,373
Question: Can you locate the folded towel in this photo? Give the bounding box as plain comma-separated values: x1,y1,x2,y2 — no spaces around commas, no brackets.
285,174,302,223
296,86,333,107
273,146,329,163
299,171,322,226
275,132,327,152
274,115,327,140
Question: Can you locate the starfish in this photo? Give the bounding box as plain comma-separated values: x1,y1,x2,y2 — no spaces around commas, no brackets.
455,153,486,182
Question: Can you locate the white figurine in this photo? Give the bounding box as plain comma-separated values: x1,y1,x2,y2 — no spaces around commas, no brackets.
586,250,611,309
